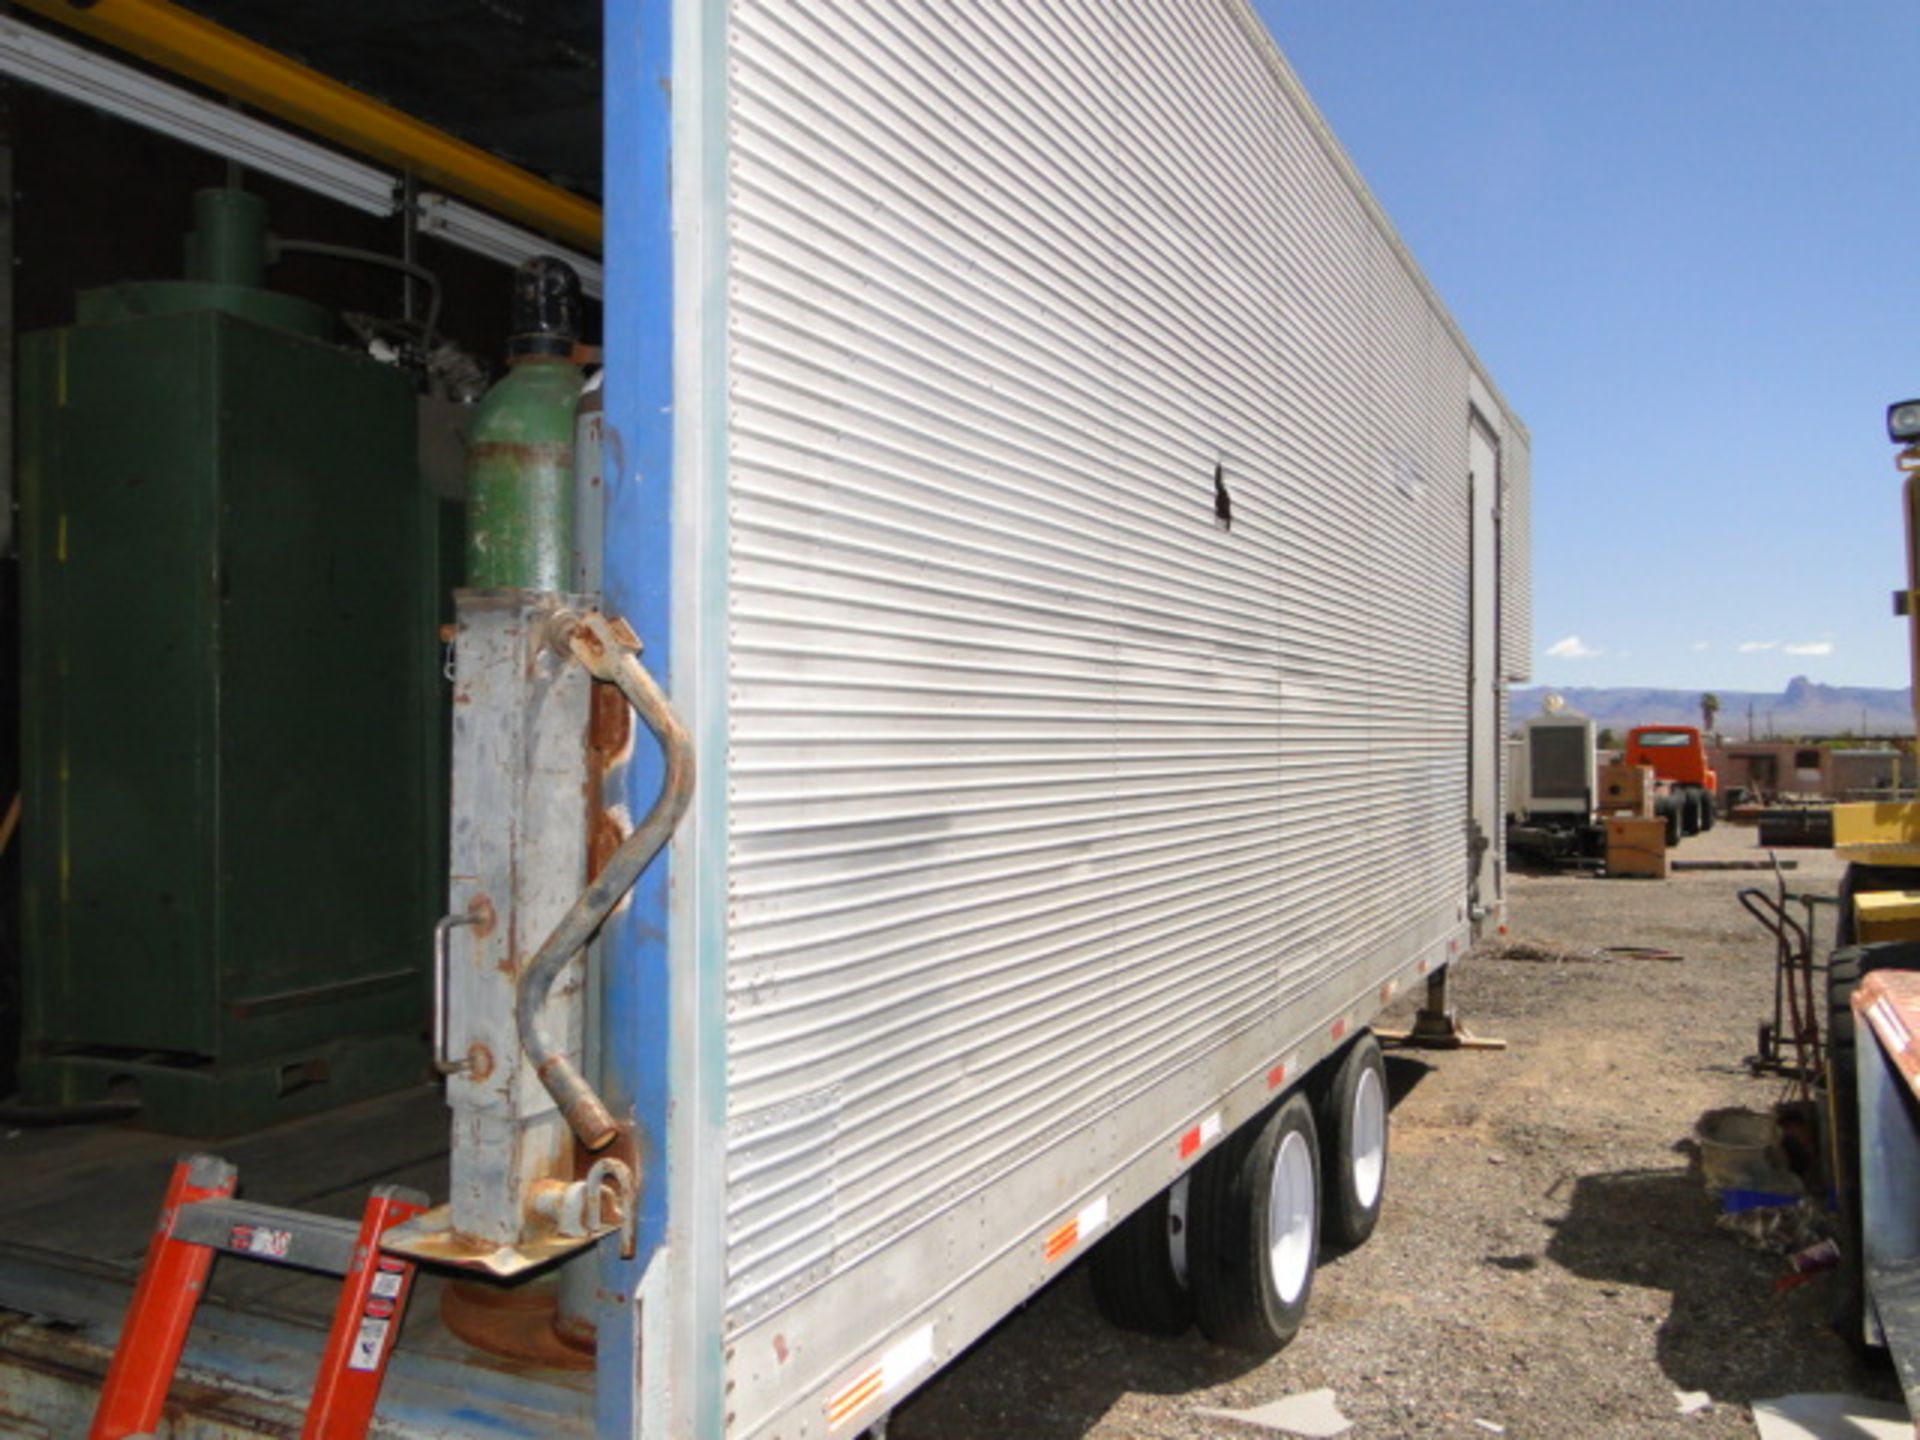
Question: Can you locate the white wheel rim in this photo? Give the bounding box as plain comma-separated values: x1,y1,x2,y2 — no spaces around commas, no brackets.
1350,1064,1386,1210
1266,1128,1316,1304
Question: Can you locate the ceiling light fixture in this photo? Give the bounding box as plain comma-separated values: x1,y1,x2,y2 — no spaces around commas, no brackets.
414,192,604,300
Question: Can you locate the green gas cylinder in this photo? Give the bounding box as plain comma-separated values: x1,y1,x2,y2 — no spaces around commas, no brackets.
465,258,585,589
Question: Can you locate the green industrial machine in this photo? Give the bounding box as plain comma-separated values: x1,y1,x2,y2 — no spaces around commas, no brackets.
16,189,443,1135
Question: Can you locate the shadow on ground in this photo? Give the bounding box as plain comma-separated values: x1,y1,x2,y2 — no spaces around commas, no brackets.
1383,1053,1435,1108
1542,1162,1897,1407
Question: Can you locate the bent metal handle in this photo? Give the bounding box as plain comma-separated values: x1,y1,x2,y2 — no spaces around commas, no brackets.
432,909,485,1075
515,610,695,1152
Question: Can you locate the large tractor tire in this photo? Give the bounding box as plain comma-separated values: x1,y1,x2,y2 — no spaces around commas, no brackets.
1827,938,1920,1347
1685,789,1703,837
1660,796,1683,847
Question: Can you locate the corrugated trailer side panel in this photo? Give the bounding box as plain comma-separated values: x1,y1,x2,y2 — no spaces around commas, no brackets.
712,2,1526,1433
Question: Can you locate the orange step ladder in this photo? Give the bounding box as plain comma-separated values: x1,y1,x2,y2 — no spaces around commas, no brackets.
90,1154,427,1440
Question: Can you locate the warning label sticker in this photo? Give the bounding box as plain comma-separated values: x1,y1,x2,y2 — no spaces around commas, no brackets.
370,1270,404,1300
348,1317,392,1372
228,1224,293,1260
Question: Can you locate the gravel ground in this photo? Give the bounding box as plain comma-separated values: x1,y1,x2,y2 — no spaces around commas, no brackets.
890,821,1902,1439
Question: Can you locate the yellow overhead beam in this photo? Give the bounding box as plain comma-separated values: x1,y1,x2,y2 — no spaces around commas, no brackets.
16,0,601,252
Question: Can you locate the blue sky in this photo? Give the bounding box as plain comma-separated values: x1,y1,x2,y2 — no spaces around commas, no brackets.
1252,0,1920,692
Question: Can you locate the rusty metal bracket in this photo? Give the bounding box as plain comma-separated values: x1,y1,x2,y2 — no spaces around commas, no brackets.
527,1156,638,1260
513,609,694,1155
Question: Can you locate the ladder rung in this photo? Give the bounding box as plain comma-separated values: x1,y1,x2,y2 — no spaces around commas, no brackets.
92,1158,429,1440
170,1198,361,1277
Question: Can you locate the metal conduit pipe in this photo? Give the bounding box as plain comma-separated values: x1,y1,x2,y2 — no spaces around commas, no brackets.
516,610,694,1153
13,0,602,249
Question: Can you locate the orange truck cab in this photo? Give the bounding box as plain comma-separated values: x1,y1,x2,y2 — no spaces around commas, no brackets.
1623,725,1718,835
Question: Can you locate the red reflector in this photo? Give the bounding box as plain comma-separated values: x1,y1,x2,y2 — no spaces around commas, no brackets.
1178,1128,1201,1159
1266,1063,1287,1089
1330,1019,1347,1042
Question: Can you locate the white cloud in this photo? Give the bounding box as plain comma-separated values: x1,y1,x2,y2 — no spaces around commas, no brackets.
1783,640,1834,656
1692,641,1710,652
1738,640,1779,653
1545,634,1600,660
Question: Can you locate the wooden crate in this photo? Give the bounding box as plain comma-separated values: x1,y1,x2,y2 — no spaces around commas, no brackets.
1606,816,1668,879
1598,763,1655,817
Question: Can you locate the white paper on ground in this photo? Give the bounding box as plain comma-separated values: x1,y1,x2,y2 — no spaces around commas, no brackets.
1751,1392,1910,1440
1195,1388,1352,1438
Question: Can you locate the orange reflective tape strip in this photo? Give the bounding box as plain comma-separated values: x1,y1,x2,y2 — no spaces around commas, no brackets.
826,1372,883,1429
1043,1195,1109,1264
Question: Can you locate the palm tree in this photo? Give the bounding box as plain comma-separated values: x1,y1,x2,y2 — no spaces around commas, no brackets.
1700,692,1721,737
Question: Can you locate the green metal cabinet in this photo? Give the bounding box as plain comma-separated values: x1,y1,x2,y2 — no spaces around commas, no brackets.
18,304,441,1135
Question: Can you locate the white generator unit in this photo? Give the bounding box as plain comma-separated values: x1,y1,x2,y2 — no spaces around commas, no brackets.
1519,712,1599,822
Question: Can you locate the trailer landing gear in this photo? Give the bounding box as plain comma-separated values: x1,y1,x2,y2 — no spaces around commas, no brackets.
1374,971,1507,1051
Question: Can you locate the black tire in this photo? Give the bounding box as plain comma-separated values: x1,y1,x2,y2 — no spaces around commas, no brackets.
1317,1035,1388,1249
1089,1180,1192,1335
1187,1092,1320,1353
1830,944,1871,1346
1699,787,1717,832
1662,798,1682,847
1826,938,1920,1346
1681,789,1701,837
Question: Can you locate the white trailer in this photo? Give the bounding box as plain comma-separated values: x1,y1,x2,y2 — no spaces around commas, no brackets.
643,2,1531,1433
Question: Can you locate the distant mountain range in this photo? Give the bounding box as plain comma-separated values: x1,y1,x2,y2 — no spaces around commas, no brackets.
1510,677,1914,738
